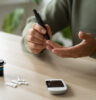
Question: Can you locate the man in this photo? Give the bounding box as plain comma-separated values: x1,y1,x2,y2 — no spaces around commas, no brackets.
22,0,96,58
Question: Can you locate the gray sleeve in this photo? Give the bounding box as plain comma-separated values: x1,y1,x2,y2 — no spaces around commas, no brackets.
22,0,70,54
41,0,70,34
21,16,36,54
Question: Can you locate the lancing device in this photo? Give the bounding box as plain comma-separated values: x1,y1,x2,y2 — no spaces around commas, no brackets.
33,9,50,40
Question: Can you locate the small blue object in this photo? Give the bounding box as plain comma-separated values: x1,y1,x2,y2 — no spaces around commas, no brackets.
0,59,5,76
0,59,4,66
0,67,3,71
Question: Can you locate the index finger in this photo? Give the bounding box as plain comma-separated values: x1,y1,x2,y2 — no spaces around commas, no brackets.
46,40,62,48
53,42,86,57
33,23,46,34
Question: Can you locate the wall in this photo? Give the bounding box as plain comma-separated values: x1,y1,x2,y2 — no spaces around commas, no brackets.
0,0,51,35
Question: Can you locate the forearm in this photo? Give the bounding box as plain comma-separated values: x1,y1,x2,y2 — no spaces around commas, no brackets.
22,16,47,56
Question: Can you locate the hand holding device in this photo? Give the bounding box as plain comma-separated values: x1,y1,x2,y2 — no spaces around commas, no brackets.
26,10,52,54
33,9,50,40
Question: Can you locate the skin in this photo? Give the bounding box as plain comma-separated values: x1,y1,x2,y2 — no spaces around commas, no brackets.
26,23,96,58
26,23,52,54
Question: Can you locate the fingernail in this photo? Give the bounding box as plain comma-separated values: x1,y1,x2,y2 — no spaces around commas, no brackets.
41,29,46,34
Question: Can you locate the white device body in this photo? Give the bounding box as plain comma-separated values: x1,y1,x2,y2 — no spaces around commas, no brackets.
45,79,67,95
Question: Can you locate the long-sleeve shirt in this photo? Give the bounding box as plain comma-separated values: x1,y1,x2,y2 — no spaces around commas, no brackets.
22,0,96,58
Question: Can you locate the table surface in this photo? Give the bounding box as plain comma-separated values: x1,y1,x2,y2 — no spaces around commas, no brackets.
0,31,96,100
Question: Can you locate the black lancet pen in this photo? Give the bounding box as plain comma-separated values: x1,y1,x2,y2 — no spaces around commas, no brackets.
33,9,50,40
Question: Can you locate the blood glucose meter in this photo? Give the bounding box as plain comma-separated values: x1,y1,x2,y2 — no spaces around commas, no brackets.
45,79,67,95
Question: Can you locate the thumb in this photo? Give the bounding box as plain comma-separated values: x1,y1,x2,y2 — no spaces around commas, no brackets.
78,31,93,40
45,24,52,39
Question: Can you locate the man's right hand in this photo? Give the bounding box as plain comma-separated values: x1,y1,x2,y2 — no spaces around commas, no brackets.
26,23,52,54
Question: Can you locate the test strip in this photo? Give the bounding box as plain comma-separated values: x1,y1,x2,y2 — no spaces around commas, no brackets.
6,82,17,88
12,80,29,85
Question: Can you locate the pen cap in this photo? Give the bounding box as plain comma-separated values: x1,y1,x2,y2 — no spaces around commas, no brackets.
33,9,46,29
33,9,50,40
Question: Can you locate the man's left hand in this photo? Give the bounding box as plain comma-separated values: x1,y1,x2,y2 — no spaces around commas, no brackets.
46,32,96,58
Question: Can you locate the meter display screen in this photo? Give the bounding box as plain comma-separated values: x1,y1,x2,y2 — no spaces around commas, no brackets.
46,80,64,87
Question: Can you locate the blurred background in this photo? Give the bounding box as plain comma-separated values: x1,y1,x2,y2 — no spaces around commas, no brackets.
0,0,72,46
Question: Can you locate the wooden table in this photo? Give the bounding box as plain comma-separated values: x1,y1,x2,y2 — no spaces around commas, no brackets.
0,31,96,100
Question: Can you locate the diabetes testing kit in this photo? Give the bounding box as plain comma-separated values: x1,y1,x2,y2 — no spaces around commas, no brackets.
1,10,68,95
45,79,67,95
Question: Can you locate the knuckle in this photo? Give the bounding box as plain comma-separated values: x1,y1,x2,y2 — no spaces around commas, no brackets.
36,23,43,31
28,28,35,36
26,35,31,42
26,35,34,42
32,23,36,28
31,35,34,40
32,44,36,48
31,29,35,34
29,47,33,51
28,29,32,34
28,45,33,51
38,26,42,31
34,23,46,34
26,35,29,41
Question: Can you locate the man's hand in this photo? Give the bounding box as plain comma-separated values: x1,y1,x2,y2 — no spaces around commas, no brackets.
46,32,96,58
26,23,52,54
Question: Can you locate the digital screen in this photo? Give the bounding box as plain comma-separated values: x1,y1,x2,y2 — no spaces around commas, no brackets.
46,80,64,87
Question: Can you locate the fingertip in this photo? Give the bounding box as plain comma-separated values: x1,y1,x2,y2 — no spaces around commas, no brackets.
52,49,54,52
78,31,85,40
52,49,57,53
51,50,56,54
79,31,84,36
46,40,50,44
